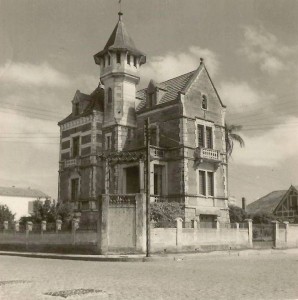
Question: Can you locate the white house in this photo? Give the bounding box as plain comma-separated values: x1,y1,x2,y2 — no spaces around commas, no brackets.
0,186,50,220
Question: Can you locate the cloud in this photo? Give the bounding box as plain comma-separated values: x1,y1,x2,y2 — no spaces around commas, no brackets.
231,117,298,167
141,46,219,84
0,61,71,87
239,26,296,75
218,81,274,113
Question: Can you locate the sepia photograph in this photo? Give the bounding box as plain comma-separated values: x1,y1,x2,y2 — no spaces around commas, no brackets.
0,0,298,299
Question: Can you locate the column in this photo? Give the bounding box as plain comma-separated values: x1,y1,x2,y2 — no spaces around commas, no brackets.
97,195,109,254
135,193,146,253
245,219,253,248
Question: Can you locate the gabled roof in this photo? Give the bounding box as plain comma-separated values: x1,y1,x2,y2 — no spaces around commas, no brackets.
94,13,146,64
136,70,195,111
0,187,49,198
246,190,287,214
58,86,104,126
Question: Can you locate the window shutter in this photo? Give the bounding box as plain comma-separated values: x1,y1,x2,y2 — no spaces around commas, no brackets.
199,171,206,196
197,125,204,147
207,172,214,196
206,127,213,148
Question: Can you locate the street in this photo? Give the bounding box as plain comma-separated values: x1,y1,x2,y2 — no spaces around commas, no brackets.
0,253,298,299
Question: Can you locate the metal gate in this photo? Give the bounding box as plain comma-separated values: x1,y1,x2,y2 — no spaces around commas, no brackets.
252,223,274,248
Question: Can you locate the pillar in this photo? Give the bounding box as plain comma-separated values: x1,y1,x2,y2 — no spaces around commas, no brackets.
135,193,146,253
283,221,289,247
175,217,183,247
72,218,79,245
97,195,109,254
56,219,62,234
139,160,145,193
272,220,279,248
245,219,253,248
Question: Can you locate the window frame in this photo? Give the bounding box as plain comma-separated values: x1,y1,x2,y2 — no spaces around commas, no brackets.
198,170,215,197
105,133,112,150
202,94,208,110
116,52,121,64
72,136,80,158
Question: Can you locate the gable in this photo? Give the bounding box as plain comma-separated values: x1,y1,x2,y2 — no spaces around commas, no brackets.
275,186,298,214
182,65,225,123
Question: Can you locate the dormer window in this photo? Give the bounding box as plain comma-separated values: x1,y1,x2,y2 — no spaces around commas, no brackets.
74,103,79,116
202,95,207,110
127,54,131,65
148,93,154,107
116,52,121,64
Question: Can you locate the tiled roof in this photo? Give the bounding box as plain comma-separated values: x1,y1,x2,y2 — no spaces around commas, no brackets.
246,190,287,214
0,187,49,198
136,70,196,111
58,87,104,125
94,13,145,63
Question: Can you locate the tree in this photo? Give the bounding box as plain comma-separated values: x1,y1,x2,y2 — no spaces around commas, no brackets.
19,200,73,224
249,211,277,224
225,123,245,157
150,202,184,227
228,204,247,223
0,205,15,223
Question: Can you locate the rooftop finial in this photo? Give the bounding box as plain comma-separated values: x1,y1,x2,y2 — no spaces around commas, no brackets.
200,57,204,64
118,11,123,21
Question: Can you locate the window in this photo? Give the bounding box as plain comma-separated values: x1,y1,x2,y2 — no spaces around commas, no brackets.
202,95,207,110
197,124,213,149
154,165,164,195
108,88,113,104
148,93,155,107
105,134,111,150
74,103,79,116
199,171,206,196
206,127,213,148
133,56,137,67
103,57,106,68
71,178,79,201
150,126,158,146
72,136,80,157
127,54,131,65
108,55,111,65
207,172,214,196
116,52,121,64
197,125,204,147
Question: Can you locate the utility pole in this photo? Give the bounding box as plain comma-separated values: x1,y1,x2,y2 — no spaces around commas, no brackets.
145,117,151,257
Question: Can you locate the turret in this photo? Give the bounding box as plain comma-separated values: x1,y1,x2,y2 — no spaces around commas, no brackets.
94,12,146,128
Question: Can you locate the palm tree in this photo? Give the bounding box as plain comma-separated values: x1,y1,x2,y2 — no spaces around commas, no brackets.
225,123,245,157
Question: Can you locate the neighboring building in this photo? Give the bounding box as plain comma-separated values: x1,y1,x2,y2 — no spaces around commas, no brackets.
58,12,229,222
246,185,298,222
0,186,50,220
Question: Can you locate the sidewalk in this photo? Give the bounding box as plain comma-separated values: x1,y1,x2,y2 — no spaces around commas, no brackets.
1,248,298,262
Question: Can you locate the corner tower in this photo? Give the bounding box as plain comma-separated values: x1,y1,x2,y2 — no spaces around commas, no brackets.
94,12,146,148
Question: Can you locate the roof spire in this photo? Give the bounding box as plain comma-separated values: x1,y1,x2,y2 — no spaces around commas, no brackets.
118,11,123,21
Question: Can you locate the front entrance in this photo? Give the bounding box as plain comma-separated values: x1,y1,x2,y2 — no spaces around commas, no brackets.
125,166,140,194
252,223,274,248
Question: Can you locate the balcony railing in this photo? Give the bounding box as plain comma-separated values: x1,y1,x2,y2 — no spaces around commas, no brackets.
150,146,165,159
194,147,221,163
64,157,80,168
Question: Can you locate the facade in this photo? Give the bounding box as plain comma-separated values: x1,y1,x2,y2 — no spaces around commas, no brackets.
0,186,50,220
58,12,229,222
247,185,298,222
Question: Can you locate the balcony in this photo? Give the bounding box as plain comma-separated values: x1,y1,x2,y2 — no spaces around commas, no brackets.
64,157,80,168
150,146,165,159
194,147,221,164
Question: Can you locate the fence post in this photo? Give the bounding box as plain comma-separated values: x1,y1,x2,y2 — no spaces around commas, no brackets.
272,220,279,248
135,193,146,253
283,221,289,247
3,221,8,234
14,221,19,235
97,195,109,255
41,220,46,239
26,221,33,249
245,219,253,248
72,218,79,245
175,217,183,248
191,219,198,229
215,219,220,241
56,219,62,234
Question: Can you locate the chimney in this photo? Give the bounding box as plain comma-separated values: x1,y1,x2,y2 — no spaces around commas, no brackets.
242,197,246,211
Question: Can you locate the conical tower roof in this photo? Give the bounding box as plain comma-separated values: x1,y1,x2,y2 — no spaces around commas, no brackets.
94,12,146,64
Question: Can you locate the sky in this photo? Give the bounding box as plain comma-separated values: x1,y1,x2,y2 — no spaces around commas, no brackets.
0,0,298,206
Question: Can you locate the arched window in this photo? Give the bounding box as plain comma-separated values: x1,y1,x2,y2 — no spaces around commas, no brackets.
108,88,113,104
116,52,121,64
202,95,207,110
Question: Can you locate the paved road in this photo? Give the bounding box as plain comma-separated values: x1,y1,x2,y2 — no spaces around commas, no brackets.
0,253,298,299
